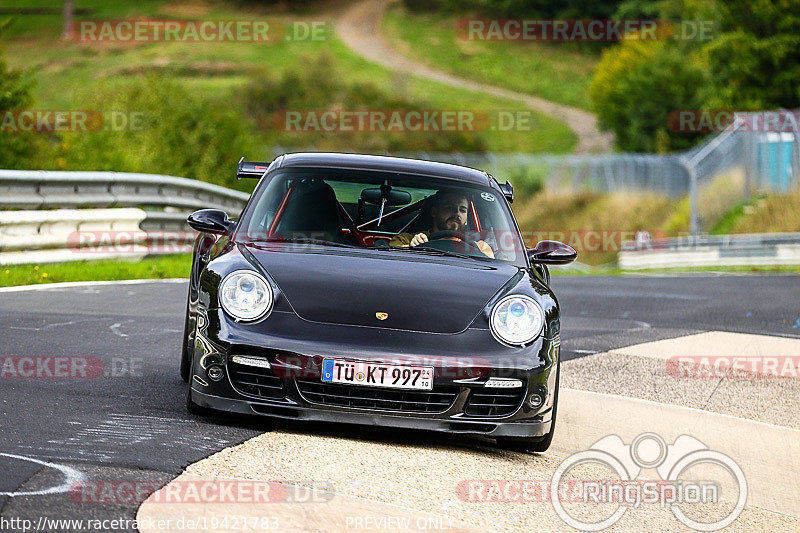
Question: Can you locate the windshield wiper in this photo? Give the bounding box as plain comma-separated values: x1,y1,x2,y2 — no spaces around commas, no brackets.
245,237,358,249
380,245,474,260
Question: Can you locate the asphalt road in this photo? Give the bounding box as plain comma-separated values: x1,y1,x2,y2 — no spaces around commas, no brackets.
0,274,798,531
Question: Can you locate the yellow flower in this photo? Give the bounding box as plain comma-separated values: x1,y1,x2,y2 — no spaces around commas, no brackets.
34,266,39,271
42,273,48,278
4,270,9,274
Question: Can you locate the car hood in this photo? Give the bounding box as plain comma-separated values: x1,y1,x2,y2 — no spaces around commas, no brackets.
245,245,519,334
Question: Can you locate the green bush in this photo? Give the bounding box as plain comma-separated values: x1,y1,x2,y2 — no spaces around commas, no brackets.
51,76,258,191
402,0,624,18
704,0,800,110
501,164,545,198
589,0,800,152
238,51,487,153
0,20,40,168
590,40,709,152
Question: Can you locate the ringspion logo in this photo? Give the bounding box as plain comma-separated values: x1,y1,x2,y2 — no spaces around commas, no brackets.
550,433,747,531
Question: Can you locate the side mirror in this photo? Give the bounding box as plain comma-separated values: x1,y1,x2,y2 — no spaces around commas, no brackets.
187,209,234,235
527,240,577,265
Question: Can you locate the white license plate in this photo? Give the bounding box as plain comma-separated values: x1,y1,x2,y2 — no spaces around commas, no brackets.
321,359,434,390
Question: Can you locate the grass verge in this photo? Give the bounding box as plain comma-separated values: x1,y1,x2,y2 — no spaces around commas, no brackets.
551,264,800,276
0,254,191,288
382,5,599,111
3,1,576,156
0,253,795,288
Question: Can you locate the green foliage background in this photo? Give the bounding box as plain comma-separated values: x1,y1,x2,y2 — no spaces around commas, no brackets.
590,0,800,152
403,0,800,152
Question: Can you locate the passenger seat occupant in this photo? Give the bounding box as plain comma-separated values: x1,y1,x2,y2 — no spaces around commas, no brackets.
390,190,494,258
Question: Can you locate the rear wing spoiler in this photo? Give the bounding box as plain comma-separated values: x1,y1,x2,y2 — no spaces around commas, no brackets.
236,157,273,180
499,180,514,203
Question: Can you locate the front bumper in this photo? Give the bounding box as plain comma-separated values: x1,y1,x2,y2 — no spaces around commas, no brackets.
188,308,560,438
190,387,553,438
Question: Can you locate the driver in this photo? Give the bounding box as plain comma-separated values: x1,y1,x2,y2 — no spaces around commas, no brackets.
389,190,494,258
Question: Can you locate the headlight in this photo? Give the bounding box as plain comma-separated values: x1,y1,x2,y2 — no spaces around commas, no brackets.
219,270,273,322
490,295,544,346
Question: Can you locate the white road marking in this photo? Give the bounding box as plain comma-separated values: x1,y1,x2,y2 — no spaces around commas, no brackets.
0,452,86,497
8,317,107,331
109,322,129,338
0,278,188,294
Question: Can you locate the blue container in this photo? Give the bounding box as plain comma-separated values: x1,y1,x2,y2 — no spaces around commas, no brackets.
758,133,794,192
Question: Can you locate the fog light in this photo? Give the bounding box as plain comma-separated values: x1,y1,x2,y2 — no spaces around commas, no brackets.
484,377,524,388
231,355,271,369
207,365,225,382
528,393,544,408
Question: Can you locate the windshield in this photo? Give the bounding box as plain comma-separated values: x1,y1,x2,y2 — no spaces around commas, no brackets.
235,168,526,266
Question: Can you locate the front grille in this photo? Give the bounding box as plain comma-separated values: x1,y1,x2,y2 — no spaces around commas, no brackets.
295,379,460,413
228,360,286,400
465,386,526,416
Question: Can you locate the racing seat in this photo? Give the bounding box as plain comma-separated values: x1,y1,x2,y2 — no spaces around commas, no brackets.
273,179,348,243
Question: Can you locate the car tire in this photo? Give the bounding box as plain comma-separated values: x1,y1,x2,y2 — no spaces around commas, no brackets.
496,362,560,453
186,375,213,416
180,296,193,383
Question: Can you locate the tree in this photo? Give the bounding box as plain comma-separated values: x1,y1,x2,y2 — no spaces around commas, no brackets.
590,39,709,152
62,0,75,40
0,21,37,168
703,0,800,109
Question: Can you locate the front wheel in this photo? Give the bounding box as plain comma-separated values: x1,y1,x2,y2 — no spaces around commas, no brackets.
497,363,560,453
180,293,195,382
185,371,213,416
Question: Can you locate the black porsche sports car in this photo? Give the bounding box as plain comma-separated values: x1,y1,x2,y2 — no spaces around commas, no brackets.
182,152,576,452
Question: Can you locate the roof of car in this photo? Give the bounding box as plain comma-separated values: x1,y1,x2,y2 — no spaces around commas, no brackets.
274,152,493,186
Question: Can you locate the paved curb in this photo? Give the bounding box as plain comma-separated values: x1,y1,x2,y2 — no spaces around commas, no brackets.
553,389,800,516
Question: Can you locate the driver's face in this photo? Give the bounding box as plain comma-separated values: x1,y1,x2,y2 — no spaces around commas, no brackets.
432,194,469,232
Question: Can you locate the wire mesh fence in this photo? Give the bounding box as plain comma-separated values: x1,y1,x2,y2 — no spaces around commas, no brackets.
270,111,800,235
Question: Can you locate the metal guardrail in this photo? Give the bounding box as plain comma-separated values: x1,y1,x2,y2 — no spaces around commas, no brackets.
0,170,250,212
619,232,800,269
0,208,210,265
0,170,251,264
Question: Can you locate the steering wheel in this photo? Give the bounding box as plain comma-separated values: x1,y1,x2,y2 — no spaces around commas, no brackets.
419,230,485,254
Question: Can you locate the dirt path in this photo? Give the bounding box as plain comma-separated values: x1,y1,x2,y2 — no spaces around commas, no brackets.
336,0,614,154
